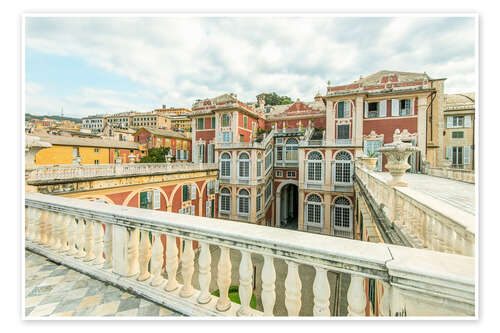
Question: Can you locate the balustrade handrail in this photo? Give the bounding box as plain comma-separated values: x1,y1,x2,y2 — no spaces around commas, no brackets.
25,193,474,291
28,162,218,182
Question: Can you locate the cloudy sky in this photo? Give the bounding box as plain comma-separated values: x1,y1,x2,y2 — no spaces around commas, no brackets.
25,16,476,118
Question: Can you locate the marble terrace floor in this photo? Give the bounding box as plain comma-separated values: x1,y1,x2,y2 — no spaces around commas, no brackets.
24,250,182,318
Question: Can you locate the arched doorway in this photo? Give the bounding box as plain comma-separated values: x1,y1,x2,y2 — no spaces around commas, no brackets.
277,182,299,230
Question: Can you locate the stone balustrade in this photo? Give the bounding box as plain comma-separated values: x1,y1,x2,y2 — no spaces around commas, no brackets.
424,167,475,184
25,193,474,317
28,162,218,182
215,130,275,150
355,164,475,256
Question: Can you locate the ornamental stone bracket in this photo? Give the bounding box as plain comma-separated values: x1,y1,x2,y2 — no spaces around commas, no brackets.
378,129,420,187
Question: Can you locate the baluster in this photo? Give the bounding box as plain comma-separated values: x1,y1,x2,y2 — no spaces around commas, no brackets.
103,223,113,268
75,218,86,258
164,235,179,291
150,232,164,286
137,230,152,281
236,251,253,316
347,274,367,316
45,211,54,246
59,214,70,252
84,219,96,261
449,229,458,254
216,246,232,312
93,221,105,264
52,212,63,250
197,242,212,304
284,261,302,316
127,228,140,276
180,239,195,297
67,215,78,256
313,267,330,316
261,255,276,316
31,208,40,243
379,281,391,316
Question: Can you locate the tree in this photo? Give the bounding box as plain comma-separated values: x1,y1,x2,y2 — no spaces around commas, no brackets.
139,147,171,163
261,92,293,106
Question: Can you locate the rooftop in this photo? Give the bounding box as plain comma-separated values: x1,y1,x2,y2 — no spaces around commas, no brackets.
29,134,141,150
135,127,188,139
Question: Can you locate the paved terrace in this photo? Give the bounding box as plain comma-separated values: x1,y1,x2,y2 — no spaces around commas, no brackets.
25,250,182,317
379,172,475,215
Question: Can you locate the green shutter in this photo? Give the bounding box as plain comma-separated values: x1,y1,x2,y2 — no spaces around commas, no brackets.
140,192,148,209
369,279,376,314
212,117,216,128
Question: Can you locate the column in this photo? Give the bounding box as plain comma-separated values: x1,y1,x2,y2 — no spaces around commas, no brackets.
324,193,332,235
282,186,288,224
298,189,305,231
325,100,334,143
275,193,281,228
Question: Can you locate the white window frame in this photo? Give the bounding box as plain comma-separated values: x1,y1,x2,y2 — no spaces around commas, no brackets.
153,189,161,210
333,151,353,185
219,188,231,213
275,170,283,177
238,152,250,180
286,171,296,178
220,153,231,178
256,189,262,212
305,194,324,227
237,189,250,216
306,151,324,183
284,138,298,162
331,197,353,237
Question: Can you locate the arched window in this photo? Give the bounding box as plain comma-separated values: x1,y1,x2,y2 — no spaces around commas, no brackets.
333,151,353,185
337,101,351,118
307,151,323,182
257,153,262,178
238,189,250,215
220,152,231,178
285,138,298,162
238,152,250,179
256,189,262,212
220,188,231,213
305,194,323,225
332,196,353,239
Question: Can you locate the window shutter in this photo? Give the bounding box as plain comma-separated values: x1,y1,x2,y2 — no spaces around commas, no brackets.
379,100,387,117
345,101,351,118
215,180,219,193
191,183,196,200
409,99,414,115
391,99,399,116
464,115,472,128
447,117,453,128
364,101,368,118
446,147,452,160
206,202,210,217
206,182,210,196
193,143,198,163
191,205,195,216
464,146,471,164
153,190,161,210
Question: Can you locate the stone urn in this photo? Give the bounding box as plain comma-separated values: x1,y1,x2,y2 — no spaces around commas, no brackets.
377,130,420,187
362,157,378,171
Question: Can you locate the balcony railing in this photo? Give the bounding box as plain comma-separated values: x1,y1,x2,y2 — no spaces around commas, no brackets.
355,164,475,256
25,193,475,317
28,163,218,182
424,167,475,184
215,130,275,150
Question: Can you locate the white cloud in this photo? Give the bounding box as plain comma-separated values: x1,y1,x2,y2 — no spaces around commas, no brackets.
25,16,476,117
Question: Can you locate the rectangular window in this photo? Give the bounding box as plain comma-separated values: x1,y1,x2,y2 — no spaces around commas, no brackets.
182,184,190,202
367,102,378,118
221,160,231,177
94,160,99,164
94,148,99,153
287,171,296,178
240,134,244,143
223,132,232,143
211,117,216,129
452,146,464,166
307,161,323,181
452,131,464,139
239,160,250,178
197,118,204,130
337,101,345,118
222,114,230,127
256,193,262,212
276,146,283,161
337,124,350,139
275,170,283,177
285,145,298,161
220,195,231,212
139,191,153,209
257,160,262,177
307,203,322,224
238,196,249,214
399,99,411,116
243,116,248,129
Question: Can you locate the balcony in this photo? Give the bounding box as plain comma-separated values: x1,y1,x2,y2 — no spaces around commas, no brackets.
25,193,475,317
28,163,218,183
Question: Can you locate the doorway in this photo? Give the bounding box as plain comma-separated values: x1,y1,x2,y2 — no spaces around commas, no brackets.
279,183,299,230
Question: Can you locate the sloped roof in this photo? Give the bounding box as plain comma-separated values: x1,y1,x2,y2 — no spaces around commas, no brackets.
265,99,326,118
445,93,475,111
135,127,188,139
353,70,431,85
29,134,141,149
